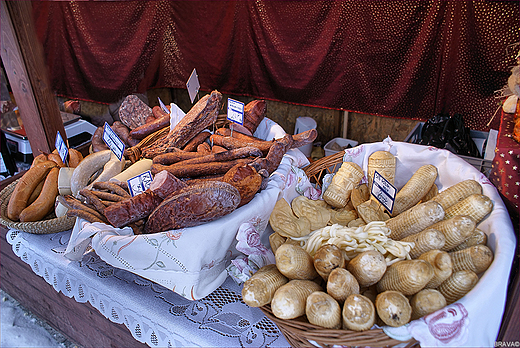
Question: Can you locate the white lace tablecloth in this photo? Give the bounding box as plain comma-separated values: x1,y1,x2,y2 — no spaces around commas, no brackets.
5,228,290,347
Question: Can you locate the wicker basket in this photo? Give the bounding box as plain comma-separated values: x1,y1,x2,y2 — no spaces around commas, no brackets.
0,179,75,234
124,126,170,163
260,150,418,348
261,305,417,348
303,150,345,189
215,113,230,129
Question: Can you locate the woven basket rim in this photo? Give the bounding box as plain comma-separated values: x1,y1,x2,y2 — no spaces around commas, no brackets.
260,305,417,348
302,150,346,189
0,179,75,234
125,126,169,163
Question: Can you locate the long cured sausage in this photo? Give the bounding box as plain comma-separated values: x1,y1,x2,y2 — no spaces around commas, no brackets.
129,114,170,140
210,134,274,155
214,128,317,151
182,130,211,152
153,151,206,165
174,147,262,166
151,158,253,177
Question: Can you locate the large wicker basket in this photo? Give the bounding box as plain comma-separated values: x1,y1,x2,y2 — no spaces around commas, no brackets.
260,150,419,348
0,179,75,234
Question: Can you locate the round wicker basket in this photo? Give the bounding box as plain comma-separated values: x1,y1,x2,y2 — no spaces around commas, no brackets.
260,150,418,348
0,179,75,234
124,126,169,163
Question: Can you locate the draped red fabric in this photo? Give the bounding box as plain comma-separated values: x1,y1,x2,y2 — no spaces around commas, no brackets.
32,1,519,131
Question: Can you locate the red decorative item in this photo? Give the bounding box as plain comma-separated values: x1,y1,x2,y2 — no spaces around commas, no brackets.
514,101,520,143
489,101,520,223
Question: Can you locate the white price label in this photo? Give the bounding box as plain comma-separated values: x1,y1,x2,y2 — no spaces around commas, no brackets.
227,98,244,125
102,122,125,161
371,170,396,214
54,131,69,166
127,171,153,197
186,68,200,104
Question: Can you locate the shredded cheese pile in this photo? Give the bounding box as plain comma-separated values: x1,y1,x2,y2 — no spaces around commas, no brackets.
294,221,415,266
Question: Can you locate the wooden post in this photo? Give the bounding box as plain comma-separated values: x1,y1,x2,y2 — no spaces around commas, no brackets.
342,110,349,139
1,0,65,156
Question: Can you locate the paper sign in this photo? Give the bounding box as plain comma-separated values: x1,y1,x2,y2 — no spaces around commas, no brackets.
54,131,69,166
102,122,125,161
127,170,153,197
169,102,186,130
186,68,200,103
158,97,169,114
371,170,396,214
227,98,244,125
484,129,498,161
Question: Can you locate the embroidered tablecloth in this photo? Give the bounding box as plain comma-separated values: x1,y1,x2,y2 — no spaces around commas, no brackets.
5,228,290,347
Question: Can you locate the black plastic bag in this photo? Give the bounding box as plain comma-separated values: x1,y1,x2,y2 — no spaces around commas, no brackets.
419,113,481,158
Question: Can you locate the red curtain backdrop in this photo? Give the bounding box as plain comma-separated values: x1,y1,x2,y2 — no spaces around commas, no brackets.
33,1,519,131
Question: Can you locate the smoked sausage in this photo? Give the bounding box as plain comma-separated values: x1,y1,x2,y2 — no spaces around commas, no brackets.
7,161,57,221
19,167,60,222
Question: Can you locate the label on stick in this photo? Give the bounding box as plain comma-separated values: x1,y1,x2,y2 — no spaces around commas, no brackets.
102,122,125,161
55,131,68,165
186,68,200,103
127,170,153,197
170,102,186,129
158,97,169,114
371,170,396,214
227,98,244,125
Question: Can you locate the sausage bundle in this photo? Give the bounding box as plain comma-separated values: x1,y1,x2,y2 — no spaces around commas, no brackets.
68,171,245,234
6,149,84,223
52,89,317,233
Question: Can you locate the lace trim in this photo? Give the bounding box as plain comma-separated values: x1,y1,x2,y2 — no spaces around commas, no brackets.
6,230,286,348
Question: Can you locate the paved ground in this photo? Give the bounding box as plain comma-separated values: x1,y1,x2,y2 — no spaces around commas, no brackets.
1,289,79,348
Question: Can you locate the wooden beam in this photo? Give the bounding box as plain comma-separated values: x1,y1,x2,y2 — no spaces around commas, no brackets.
0,0,65,155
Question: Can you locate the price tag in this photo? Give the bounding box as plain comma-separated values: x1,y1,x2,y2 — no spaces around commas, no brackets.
169,102,186,130
158,97,170,114
54,131,69,166
127,170,153,197
102,122,125,161
371,170,396,214
186,68,200,103
227,98,244,125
